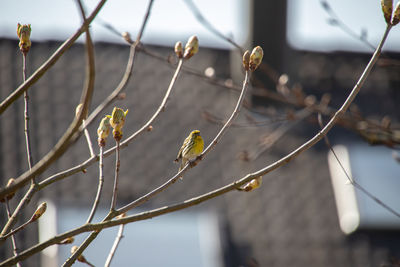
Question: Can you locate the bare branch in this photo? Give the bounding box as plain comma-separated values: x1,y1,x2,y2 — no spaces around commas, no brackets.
0,184,38,244
104,215,126,267
83,120,95,157
86,147,104,224
110,141,121,211
22,53,34,183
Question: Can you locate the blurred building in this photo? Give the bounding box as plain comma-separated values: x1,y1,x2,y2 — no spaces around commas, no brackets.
1,1,400,266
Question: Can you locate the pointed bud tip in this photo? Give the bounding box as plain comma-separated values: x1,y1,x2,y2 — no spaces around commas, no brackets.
184,35,199,59
242,50,250,71
249,46,263,71
175,41,183,58
32,202,47,221
381,0,393,24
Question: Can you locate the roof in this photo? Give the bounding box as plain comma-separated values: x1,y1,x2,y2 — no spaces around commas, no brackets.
1,38,399,266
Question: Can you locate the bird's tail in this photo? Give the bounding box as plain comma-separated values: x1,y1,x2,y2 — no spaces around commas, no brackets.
179,159,187,171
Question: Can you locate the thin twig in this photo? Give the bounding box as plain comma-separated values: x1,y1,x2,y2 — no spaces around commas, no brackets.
83,120,95,157
110,141,120,211
319,0,376,50
317,113,400,218
1,215,35,240
0,0,107,115
5,201,22,267
22,53,34,183
104,222,125,267
86,146,104,223
0,184,38,244
184,0,242,52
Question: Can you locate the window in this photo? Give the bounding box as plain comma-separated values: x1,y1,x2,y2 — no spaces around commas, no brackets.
327,144,400,234
39,202,223,266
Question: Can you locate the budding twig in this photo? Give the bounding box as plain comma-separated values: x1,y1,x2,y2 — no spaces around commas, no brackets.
1,202,47,240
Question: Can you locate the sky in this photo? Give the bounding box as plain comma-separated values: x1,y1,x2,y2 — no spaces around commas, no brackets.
1,0,399,52
287,0,400,52
0,0,250,49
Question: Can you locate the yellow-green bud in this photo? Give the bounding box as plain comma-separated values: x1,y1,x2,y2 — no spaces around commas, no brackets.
175,41,183,58
242,50,250,71
109,107,128,130
381,0,393,24
17,23,31,54
392,2,400,25
249,46,263,71
108,107,129,141
184,35,199,59
31,202,47,221
97,116,111,147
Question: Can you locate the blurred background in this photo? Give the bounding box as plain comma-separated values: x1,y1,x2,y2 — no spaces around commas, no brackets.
1,0,400,266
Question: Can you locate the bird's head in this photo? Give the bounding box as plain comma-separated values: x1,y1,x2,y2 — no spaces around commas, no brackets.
191,130,201,137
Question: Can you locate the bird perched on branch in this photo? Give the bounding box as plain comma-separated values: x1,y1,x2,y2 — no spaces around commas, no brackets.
175,130,204,171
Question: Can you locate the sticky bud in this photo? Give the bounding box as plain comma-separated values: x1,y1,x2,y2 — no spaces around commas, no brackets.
31,202,47,221
392,2,400,25
175,41,183,58
97,116,111,147
75,104,83,119
109,107,129,130
122,32,133,44
0,178,16,202
242,50,250,71
57,237,75,245
249,46,263,71
239,176,263,192
17,23,31,54
381,0,393,24
184,35,199,59
75,103,88,119
107,107,129,141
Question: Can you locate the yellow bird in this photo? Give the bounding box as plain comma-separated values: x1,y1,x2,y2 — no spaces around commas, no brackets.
175,130,204,171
